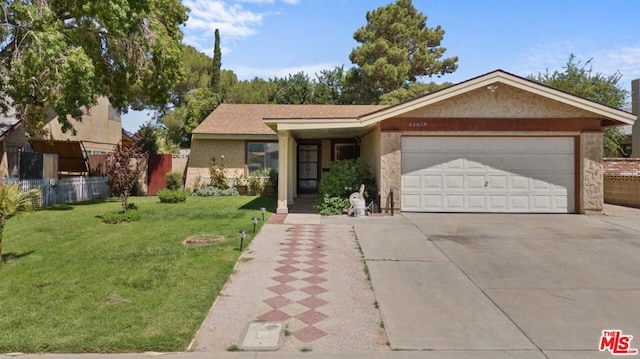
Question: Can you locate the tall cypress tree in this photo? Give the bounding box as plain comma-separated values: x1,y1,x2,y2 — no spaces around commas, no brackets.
211,29,221,93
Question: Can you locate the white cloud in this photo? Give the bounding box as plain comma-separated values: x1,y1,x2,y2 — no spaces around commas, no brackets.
182,0,299,55
230,62,339,80
183,1,264,40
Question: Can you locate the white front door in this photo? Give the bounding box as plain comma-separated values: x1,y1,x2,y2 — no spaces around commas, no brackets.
401,137,575,213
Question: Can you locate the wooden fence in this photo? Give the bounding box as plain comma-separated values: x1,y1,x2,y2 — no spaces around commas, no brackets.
4,177,109,207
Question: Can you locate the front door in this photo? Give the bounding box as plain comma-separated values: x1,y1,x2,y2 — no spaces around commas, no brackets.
298,144,319,192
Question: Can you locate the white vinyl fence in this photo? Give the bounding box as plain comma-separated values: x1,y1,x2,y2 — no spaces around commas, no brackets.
5,177,109,207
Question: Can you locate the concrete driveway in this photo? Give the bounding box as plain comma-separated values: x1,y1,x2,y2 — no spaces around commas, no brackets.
355,205,640,358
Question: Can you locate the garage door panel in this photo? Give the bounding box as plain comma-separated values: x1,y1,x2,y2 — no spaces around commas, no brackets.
402,194,421,210
424,194,443,209
555,196,569,209
423,175,442,189
445,175,464,189
488,175,508,190
402,175,422,191
532,196,552,210
444,158,465,171
467,175,486,190
467,195,486,210
510,196,530,210
445,195,465,209
510,176,530,190
488,195,509,210
401,137,574,213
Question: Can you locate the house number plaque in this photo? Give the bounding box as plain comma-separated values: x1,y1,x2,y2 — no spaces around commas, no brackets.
408,121,427,128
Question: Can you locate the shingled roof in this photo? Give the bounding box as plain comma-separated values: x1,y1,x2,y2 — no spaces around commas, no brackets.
193,103,388,135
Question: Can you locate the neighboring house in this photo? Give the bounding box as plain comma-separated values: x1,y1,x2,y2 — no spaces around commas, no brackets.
44,97,123,154
0,105,26,178
0,96,122,178
187,70,636,214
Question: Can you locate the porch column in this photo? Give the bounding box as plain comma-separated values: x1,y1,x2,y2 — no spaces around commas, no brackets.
277,130,290,214
288,136,295,203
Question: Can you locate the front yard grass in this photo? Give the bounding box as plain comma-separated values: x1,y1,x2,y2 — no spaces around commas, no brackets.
0,196,274,353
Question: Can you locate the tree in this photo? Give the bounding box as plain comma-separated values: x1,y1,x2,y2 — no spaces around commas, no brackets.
225,77,273,104
529,55,628,157
0,184,41,261
348,0,458,102
160,45,217,147
269,72,315,104
169,45,212,107
314,66,347,105
162,87,217,146
105,141,145,213
135,123,160,155
379,81,452,105
211,29,222,94
0,0,188,135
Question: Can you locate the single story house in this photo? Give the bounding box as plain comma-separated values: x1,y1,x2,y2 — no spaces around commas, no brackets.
187,70,636,214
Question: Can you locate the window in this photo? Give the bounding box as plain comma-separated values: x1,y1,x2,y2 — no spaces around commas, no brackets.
247,142,278,174
333,142,357,161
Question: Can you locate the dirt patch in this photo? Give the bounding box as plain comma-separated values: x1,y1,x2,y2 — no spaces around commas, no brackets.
183,234,225,246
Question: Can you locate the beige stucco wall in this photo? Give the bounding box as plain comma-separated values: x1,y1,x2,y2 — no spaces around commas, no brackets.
580,132,604,213
379,131,402,212
360,125,381,197
399,85,602,119
45,97,121,153
185,138,245,189
1,125,28,177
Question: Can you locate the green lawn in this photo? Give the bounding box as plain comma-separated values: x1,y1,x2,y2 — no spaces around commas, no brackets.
0,195,274,353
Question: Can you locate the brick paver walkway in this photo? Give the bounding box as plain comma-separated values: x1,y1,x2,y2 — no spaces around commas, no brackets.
257,224,329,343
191,220,387,352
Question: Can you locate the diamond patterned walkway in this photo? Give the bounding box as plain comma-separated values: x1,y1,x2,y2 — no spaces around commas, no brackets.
258,224,329,343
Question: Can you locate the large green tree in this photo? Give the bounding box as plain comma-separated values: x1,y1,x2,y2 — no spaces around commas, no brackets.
529,55,628,157
348,0,457,103
160,45,216,146
169,45,212,107
0,0,188,135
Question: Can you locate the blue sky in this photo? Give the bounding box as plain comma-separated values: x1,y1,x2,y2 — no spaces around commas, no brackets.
123,0,640,132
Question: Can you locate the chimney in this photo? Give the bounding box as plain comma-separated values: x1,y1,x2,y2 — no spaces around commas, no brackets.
632,79,640,158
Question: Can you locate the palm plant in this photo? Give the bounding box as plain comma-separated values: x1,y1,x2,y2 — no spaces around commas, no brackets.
0,183,42,261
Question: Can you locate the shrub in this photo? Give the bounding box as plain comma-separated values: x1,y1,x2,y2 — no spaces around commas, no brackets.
166,171,183,191
158,189,188,203
209,156,228,189
315,158,377,216
192,186,239,197
317,158,377,201
101,209,141,224
314,194,350,215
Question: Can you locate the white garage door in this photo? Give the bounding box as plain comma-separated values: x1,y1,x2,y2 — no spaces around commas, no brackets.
401,137,574,213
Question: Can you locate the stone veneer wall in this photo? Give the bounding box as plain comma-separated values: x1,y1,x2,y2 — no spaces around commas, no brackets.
580,132,604,213
185,139,245,189
603,158,640,208
379,131,401,212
